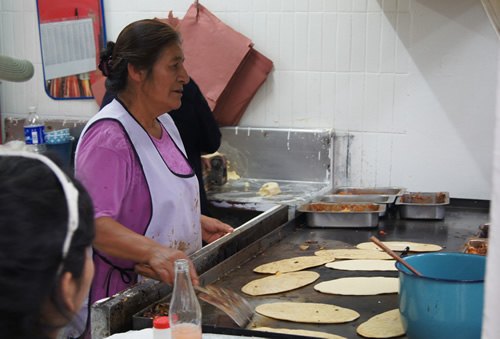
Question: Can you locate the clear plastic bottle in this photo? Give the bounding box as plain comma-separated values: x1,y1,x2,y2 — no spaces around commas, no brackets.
23,106,46,154
169,259,202,339
153,316,170,339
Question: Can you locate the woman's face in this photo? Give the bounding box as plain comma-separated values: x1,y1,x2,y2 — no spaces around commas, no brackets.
142,43,189,113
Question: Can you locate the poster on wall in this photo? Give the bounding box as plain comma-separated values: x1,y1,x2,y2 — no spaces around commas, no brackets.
36,0,106,100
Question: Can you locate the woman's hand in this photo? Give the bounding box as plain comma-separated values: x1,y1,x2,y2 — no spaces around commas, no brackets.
93,217,199,286
200,215,233,243
134,246,199,286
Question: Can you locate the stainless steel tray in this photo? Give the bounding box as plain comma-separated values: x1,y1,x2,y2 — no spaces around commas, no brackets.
396,192,450,220
320,194,393,204
297,202,385,228
332,186,405,196
320,194,393,217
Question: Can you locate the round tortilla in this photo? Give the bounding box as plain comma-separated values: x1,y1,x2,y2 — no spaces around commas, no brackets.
255,302,360,323
315,248,392,260
242,271,320,296
356,309,405,338
326,259,397,271
258,182,281,196
255,327,346,339
356,241,442,252
314,277,399,295
253,256,334,274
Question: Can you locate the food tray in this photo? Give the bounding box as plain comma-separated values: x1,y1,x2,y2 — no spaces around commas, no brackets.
332,186,405,196
332,186,405,205
297,202,385,228
396,192,450,220
320,194,393,204
320,194,393,217
463,238,488,255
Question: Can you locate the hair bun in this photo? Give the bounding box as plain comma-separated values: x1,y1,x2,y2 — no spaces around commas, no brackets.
98,42,115,77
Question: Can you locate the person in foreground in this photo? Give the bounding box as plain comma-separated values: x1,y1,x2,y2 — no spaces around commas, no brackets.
0,151,95,339
75,19,233,304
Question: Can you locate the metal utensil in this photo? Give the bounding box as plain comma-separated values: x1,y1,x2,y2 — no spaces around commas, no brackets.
369,236,422,276
195,285,253,327
134,263,253,327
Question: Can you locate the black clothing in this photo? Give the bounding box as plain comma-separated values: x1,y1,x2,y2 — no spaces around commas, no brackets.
101,79,221,215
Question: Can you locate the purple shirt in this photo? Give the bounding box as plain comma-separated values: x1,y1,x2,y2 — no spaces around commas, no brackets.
76,119,192,231
76,118,194,301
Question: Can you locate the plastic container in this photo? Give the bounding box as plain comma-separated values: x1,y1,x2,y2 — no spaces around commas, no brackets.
23,106,46,154
169,259,202,339
152,316,170,339
396,253,485,339
45,137,74,170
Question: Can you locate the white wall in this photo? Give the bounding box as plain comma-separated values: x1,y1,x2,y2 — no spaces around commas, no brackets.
482,42,500,339
0,0,498,199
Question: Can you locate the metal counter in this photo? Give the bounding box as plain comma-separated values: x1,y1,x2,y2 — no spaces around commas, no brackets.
192,199,489,338
206,127,334,208
91,203,288,338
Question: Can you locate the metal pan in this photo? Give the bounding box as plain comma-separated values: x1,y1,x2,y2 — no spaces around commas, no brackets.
320,194,393,217
297,202,385,228
320,194,393,204
332,186,405,196
396,192,450,220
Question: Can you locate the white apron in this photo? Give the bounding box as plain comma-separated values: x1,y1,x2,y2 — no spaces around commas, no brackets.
77,99,202,253
68,100,202,338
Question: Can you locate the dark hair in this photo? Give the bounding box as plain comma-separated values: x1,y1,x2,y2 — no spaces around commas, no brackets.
99,19,181,93
0,155,95,338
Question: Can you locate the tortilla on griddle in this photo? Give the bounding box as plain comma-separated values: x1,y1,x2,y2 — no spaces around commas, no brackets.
253,255,334,274
314,277,399,296
315,248,392,260
356,309,405,338
241,271,319,296
255,327,347,339
255,302,360,323
356,240,442,252
326,259,397,271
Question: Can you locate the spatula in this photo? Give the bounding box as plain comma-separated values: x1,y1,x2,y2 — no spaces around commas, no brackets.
135,263,254,327
195,285,253,327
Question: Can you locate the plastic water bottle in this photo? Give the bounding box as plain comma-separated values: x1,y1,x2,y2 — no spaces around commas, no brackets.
169,259,202,339
23,106,46,154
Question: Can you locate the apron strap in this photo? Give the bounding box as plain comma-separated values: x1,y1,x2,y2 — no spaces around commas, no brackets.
94,251,135,297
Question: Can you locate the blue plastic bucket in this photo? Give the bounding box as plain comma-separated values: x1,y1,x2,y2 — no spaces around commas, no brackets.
396,253,485,339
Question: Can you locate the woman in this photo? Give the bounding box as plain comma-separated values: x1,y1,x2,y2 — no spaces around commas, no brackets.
102,77,223,218
0,152,95,339
75,19,233,304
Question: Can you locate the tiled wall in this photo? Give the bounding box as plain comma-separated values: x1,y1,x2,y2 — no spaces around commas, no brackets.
0,0,498,199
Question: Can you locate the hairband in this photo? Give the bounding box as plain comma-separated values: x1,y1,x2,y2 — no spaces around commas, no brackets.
0,151,79,273
99,43,115,77
98,55,112,77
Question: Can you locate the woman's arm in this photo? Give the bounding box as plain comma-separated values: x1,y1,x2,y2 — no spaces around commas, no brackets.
94,216,198,285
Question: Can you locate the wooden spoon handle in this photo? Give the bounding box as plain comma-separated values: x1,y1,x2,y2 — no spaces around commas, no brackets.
369,236,422,276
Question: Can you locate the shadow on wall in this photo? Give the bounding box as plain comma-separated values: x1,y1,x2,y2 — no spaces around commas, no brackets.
378,0,497,183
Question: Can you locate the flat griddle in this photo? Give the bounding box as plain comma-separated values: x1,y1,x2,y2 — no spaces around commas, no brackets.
136,199,489,338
